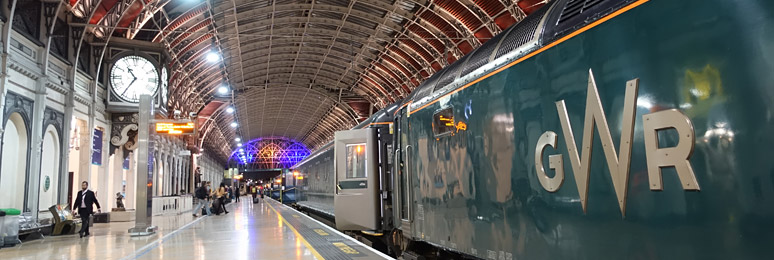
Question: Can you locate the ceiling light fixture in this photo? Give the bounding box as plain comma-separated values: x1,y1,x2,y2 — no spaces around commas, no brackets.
237,143,242,147
230,122,238,128
217,85,229,94
226,106,234,113
206,52,220,62
235,137,241,142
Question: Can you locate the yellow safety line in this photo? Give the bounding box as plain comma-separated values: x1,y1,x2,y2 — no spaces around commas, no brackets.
267,200,326,260
408,0,651,116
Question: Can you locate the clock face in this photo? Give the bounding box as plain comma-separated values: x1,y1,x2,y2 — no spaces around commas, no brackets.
110,55,159,103
161,67,168,104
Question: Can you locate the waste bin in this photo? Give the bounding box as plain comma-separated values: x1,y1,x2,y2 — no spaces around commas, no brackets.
0,209,21,247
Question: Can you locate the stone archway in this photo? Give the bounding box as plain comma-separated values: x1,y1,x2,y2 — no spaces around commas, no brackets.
39,125,61,211
1,112,29,210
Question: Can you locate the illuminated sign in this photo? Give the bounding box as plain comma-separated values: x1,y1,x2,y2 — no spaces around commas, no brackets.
455,122,467,132
439,115,454,127
155,121,195,135
432,108,456,136
433,108,467,137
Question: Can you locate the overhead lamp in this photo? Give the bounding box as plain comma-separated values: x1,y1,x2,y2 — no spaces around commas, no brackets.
230,122,238,128
235,137,241,142
217,85,229,95
226,107,235,113
206,52,220,62
239,148,244,152
237,143,243,147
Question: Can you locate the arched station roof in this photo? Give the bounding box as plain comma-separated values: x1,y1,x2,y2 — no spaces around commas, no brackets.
68,0,548,161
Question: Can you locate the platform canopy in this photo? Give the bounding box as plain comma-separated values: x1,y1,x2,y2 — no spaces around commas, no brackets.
69,0,547,161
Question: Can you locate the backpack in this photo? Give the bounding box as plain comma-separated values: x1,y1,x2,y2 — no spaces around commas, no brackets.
195,186,207,199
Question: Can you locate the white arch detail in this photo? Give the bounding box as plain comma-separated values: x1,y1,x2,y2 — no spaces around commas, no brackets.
38,125,61,211
1,112,29,210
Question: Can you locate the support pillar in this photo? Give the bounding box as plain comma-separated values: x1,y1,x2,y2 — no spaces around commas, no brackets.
26,75,47,216
78,120,90,189
129,95,155,236
177,157,182,194
110,148,124,210
164,153,170,196
97,126,110,208
126,151,136,210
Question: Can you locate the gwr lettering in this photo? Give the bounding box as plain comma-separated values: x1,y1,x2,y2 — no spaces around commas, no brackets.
535,69,700,216
534,131,564,192
642,110,700,191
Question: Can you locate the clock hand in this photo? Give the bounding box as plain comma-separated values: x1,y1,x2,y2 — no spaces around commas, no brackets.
128,68,137,80
122,78,137,96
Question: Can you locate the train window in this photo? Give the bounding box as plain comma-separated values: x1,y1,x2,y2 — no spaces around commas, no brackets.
433,108,456,136
345,143,367,179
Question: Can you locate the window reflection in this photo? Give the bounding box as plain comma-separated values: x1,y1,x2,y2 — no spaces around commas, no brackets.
346,144,366,179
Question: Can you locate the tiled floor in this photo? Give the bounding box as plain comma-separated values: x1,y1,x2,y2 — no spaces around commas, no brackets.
0,199,319,260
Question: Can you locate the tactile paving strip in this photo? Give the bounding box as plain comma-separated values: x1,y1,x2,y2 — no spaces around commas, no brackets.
268,200,387,260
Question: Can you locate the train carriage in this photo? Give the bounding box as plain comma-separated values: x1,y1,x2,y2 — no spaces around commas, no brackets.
295,0,774,258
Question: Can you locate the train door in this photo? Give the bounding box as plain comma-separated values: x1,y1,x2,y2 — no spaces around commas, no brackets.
394,111,412,234
333,128,379,230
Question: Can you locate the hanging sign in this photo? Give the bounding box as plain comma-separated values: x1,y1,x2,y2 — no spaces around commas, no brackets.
92,128,103,165
155,120,195,135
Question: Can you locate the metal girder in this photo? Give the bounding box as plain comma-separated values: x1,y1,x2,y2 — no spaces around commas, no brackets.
91,0,136,38
367,67,402,98
239,58,350,74
240,65,357,84
70,0,99,18
90,0,531,159
126,0,170,39
223,37,369,65
237,68,358,89
231,86,358,141
152,2,209,42
168,19,213,47
223,3,398,29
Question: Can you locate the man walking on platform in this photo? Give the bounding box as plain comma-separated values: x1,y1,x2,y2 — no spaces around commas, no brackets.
235,185,241,203
251,185,258,202
73,181,101,238
193,181,212,217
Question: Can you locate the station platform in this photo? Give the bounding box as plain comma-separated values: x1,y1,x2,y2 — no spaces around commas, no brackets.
0,198,392,260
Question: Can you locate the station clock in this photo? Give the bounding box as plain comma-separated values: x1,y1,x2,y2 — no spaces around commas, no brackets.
109,55,159,103
104,38,169,116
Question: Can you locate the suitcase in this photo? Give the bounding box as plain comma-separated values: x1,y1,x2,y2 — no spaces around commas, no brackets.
93,213,110,223
253,197,261,204
212,199,222,215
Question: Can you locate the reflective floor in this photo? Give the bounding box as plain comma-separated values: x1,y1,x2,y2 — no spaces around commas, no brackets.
0,199,319,260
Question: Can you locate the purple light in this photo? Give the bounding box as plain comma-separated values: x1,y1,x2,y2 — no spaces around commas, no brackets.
228,137,311,169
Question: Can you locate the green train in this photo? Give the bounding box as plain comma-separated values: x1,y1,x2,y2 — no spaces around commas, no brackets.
292,0,774,258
